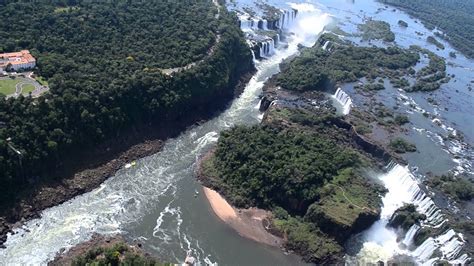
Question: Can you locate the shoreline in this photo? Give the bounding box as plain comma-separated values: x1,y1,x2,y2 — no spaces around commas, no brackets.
202,186,284,248
0,70,256,249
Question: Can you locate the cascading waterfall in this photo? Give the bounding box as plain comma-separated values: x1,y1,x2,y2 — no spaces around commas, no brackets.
333,87,352,115
239,9,297,61
259,39,275,58
239,16,273,31
262,19,268,30
355,163,470,265
250,50,256,63
239,15,259,31
322,40,330,51
277,9,297,29
402,224,420,247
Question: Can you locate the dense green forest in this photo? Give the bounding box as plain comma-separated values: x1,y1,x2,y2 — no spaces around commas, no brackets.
212,125,361,212
276,33,447,93
276,34,419,91
0,1,218,68
201,107,384,263
380,0,474,58
0,1,253,204
357,20,395,42
70,241,169,266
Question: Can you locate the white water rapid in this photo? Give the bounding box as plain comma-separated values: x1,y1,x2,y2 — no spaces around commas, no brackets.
355,163,469,265
0,6,332,265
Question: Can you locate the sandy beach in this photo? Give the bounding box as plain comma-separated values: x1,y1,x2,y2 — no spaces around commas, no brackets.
203,187,283,247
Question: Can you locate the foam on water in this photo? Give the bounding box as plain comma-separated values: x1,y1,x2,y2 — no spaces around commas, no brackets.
0,6,332,264
355,163,469,264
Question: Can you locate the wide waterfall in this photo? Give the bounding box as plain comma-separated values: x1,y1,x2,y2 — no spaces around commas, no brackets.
278,9,297,29
238,14,259,31
355,163,470,265
333,87,352,115
239,8,298,32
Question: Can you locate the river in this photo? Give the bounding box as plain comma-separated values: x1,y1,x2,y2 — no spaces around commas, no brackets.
1,0,473,265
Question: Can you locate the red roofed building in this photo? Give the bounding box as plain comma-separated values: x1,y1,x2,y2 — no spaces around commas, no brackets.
0,50,36,71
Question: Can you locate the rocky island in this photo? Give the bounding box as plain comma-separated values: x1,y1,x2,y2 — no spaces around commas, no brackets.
198,30,473,264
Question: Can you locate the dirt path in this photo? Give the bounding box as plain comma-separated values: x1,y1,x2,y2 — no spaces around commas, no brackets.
159,0,222,75
327,184,378,214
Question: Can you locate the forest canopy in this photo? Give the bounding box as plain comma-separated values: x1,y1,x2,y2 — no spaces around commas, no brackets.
276,34,419,92
200,107,385,263
0,1,253,204
380,0,474,58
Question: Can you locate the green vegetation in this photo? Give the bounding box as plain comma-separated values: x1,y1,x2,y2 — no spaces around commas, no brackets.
305,168,383,237
394,114,410,125
407,45,447,92
0,2,253,204
211,124,362,211
201,107,384,263
380,0,474,58
427,36,445,50
257,2,281,21
276,33,419,92
363,83,385,91
33,75,48,86
71,242,168,266
1,2,219,68
357,20,395,42
21,84,35,95
425,174,474,202
389,204,426,231
389,137,417,153
398,20,408,27
273,216,343,264
414,227,434,246
391,77,410,89
0,78,20,95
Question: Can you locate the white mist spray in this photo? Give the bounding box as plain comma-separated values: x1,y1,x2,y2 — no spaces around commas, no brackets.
355,163,469,264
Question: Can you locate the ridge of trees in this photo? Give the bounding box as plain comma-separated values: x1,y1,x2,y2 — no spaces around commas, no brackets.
0,1,254,204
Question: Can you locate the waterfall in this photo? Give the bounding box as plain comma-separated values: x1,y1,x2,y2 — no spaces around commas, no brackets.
402,224,419,247
239,14,259,31
356,163,470,264
277,9,297,29
322,40,330,51
262,19,268,30
333,87,352,115
259,39,275,58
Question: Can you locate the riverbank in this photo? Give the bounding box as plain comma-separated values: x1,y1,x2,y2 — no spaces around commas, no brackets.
0,70,255,249
202,186,283,248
